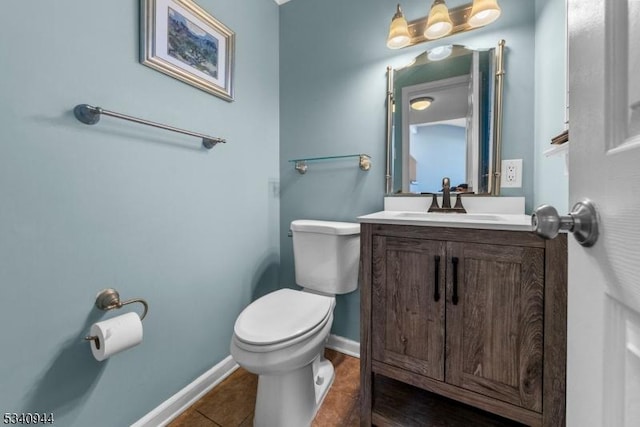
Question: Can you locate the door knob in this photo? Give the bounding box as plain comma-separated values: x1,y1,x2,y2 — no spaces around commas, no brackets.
531,199,599,247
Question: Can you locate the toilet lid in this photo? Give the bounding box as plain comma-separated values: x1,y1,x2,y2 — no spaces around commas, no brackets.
234,289,333,346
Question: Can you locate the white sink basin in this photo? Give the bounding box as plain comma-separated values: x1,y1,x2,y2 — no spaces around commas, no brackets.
357,210,533,231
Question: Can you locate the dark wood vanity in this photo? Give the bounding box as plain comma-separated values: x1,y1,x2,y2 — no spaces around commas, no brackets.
359,223,567,426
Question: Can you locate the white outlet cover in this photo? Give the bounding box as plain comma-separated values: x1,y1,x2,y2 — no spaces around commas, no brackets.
501,159,523,188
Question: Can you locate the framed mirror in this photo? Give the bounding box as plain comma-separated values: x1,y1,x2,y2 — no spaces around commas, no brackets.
385,41,505,196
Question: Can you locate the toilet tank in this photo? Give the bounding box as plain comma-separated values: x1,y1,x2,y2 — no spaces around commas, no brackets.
290,220,360,295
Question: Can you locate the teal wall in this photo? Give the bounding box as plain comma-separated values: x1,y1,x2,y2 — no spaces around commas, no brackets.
534,0,569,212
279,0,536,341
0,1,279,425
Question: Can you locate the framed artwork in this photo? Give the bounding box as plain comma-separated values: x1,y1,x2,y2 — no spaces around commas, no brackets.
140,0,235,101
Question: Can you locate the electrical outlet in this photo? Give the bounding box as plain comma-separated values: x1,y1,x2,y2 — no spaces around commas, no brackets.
501,159,522,188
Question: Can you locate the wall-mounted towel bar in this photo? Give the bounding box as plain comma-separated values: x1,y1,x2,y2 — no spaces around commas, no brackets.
73,104,226,149
288,154,371,174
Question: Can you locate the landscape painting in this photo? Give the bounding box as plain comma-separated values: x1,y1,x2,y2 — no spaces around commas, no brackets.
167,7,218,79
140,0,235,101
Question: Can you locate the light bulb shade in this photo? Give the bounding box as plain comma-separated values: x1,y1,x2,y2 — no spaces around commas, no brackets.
410,96,434,111
424,0,453,40
387,5,410,49
468,0,501,28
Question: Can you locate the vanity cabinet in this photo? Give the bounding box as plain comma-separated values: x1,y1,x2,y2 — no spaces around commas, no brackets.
360,223,566,427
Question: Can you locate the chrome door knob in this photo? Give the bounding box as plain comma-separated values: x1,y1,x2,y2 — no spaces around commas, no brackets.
532,199,599,247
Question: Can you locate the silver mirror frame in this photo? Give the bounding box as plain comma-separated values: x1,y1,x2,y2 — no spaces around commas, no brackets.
385,39,506,196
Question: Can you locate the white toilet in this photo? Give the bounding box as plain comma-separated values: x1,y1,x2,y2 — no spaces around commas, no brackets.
230,220,360,427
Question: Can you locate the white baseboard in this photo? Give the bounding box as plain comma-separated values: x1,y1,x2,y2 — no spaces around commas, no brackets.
326,334,360,358
131,356,239,427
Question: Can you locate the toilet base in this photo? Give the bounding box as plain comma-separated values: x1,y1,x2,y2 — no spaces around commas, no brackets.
253,354,335,427
312,352,335,411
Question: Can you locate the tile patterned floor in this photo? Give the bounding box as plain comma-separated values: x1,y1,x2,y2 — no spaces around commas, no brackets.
169,349,360,427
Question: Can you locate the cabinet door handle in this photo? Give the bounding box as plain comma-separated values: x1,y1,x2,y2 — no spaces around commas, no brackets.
452,257,459,305
434,255,441,302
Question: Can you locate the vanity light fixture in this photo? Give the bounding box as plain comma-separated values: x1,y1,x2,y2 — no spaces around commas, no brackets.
386,0,502,49
410,96,434,111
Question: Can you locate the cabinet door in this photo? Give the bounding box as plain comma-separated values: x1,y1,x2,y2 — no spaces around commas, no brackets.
372,236,446,381
446,242,544,412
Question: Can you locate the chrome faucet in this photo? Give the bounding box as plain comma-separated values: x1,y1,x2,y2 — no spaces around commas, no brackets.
428,177,467,213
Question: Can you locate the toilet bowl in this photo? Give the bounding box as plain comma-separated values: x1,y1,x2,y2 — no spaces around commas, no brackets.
230,220,360,427
231,289,336,426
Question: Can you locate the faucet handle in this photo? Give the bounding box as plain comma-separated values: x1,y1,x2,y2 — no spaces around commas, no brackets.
453,194,467,213
428,193,440,212
442,177,450,188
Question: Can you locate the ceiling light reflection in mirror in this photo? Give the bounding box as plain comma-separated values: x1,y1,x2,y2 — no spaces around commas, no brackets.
410,96,435,111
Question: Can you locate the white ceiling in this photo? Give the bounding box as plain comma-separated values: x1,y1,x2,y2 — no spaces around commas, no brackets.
409,83,470,126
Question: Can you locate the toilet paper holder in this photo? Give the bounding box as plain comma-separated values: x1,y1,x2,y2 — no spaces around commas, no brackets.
84,288,149,345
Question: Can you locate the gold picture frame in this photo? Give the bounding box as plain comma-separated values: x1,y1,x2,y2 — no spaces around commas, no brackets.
140,0,235,101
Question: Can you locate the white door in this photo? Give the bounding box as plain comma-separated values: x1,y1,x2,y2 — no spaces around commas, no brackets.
568,0,640,426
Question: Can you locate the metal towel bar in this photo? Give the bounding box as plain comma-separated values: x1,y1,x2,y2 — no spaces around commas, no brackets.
73,104,226,149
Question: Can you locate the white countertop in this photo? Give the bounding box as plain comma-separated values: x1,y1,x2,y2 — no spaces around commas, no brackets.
384,196,526,215
357,210,533,232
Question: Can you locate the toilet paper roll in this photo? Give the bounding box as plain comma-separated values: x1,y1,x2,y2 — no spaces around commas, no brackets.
90,312,143,361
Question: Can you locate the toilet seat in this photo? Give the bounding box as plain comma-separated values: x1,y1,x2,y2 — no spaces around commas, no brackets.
234,289,333,347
